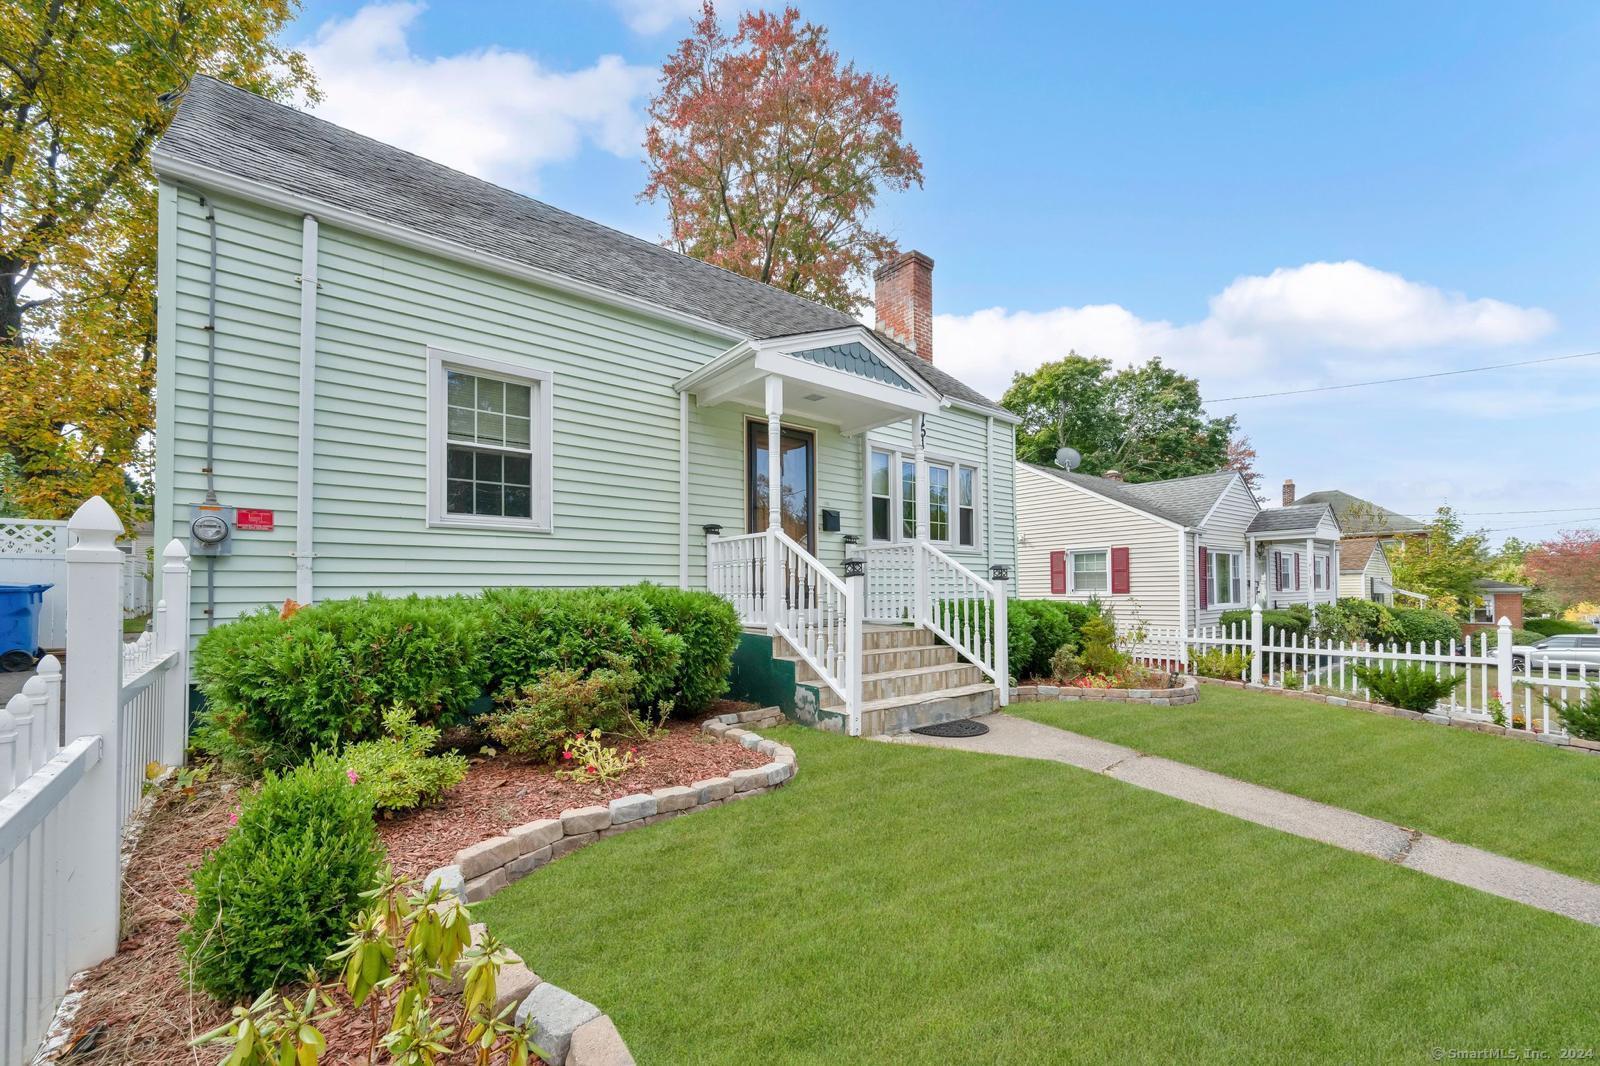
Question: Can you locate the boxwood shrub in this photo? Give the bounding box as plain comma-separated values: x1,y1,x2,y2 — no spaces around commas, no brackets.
193,594,489,774
1219,608,1308,639
631,582,743,714
1007,599,1099,681
182,753,384,1001
1388,607,1463,648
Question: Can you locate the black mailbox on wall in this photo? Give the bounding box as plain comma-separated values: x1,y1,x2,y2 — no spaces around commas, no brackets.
821,509,841,532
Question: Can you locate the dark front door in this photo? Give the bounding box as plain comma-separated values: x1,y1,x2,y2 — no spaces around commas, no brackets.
747,422,815,553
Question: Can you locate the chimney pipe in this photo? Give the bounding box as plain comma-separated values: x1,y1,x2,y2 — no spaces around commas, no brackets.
1282,479,1296,507
874,251,934,361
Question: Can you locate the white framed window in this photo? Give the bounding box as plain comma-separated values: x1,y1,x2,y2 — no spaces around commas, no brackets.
1070,549,1109,593
869,449,893,542
1274,551,1293,591
866,447,981,549
1209,550,1243,607
1312,553,1332,590
426,348,552,532
1471,594,1495,624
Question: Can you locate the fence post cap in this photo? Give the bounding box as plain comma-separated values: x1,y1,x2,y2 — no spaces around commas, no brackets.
5,692,28,718
842,557,866,579
989,564,1011,582
0,700,13,734
22,675,45,698
67,495,124,538
35,654,60,677
162,537,191,563
1497,616,1512,628
701,524,723,536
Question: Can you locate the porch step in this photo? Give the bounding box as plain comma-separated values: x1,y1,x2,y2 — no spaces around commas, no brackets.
860,663,987,703
862,625,939,651
863,643,960,672
857,683,997,737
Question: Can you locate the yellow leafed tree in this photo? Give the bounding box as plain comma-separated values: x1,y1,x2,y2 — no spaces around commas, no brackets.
0,0,318,524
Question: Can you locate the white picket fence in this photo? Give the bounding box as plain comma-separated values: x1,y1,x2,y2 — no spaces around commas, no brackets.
0,519,155,653
1126,605,1593,738
0,498,190,1062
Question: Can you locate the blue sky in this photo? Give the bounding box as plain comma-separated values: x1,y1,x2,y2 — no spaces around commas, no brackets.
289,1,1600,543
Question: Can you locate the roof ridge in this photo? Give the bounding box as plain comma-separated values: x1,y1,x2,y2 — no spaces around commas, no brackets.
175,76,861,334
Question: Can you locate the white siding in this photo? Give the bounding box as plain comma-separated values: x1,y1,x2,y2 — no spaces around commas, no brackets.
1339,543,1393,601
1193,476,1257,627
1014,465,1181,629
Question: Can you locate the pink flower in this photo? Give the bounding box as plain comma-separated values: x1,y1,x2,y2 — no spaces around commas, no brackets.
562,750,573,760
346,768,360,784
227,810,239,826
586,765,597,774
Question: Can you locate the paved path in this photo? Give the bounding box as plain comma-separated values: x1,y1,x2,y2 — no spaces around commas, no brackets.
897,713,1600,926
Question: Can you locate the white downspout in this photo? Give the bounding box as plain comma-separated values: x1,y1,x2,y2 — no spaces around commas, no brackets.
293,214,319,604
1175,527,1189,633
984,415,995,569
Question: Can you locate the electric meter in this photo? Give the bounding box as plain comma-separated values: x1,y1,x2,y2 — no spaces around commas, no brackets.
189,504,236,556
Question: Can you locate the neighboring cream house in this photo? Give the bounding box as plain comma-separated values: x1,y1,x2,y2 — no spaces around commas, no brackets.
1337,537,1396,604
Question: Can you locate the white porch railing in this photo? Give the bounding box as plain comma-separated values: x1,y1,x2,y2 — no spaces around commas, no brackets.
0,498,191,1062
1125,605,1594,737
713,529,1009,732
771,531,856,718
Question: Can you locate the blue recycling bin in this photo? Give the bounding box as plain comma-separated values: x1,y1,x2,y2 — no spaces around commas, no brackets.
0,583,52,671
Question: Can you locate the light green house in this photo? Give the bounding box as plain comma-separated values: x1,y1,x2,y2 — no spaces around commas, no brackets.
151,77,1019,735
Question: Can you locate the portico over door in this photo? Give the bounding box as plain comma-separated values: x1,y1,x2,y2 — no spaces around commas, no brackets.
746,421,815,553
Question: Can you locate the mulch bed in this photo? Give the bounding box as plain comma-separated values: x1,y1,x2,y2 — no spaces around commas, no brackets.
51,704,771,1065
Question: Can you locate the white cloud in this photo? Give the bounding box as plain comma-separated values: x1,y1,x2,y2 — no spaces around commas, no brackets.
606,0,702,34
303,2,656,190
933,260,1556,400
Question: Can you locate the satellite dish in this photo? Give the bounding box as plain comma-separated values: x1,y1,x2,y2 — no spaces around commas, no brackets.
1055,446,1081,470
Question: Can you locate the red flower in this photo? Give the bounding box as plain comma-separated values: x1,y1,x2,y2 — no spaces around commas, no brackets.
586,765,597,774
561,750,573,760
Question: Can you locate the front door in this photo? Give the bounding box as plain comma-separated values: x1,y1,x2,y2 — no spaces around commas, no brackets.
746,422,815,553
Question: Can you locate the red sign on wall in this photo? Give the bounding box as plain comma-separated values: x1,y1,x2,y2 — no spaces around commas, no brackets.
236,508,275,531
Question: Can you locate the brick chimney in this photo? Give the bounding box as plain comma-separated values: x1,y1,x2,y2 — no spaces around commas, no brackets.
1282,479,1296,507
1104,470,1124,482
874,251,934,361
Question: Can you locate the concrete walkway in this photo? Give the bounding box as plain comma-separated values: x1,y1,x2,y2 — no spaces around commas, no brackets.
897,713,1600,926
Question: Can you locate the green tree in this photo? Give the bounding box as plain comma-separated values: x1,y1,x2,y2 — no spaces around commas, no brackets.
1388,506,1490,615
1,1,316,522
1001,353,1237,481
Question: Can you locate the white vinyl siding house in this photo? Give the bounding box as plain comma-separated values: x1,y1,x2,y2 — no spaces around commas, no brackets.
1190,475,1258,627
150,77,1018,656
1246,504,1343,612
1338,539,1395,603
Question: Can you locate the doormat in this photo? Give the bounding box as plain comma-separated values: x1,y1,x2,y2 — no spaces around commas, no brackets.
910,718,989,738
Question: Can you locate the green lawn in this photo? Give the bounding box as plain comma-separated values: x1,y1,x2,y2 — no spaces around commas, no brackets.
1014,685,1600,882
481,726,1600,1064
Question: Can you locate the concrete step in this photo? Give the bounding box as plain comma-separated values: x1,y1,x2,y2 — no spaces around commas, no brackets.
861,625,937,651
858,683,998,737
861,662,987,703
785,643,960,685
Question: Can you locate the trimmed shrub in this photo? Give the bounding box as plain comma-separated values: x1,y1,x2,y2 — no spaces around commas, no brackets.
632,582,742,714
1549,684,1600,741
183,754,384,1002
1008,599,1099,680
1333,598,1400,645
485,664,638,761
1525,617,1594,637
1219,608,1307,639
1192,647,1249,681
193,594,489,773
342,705,469,811
1388,608,1462,648
479,587,684,711
1352,663,1464,712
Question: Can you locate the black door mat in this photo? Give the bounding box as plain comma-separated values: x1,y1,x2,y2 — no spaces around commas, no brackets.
910,718,989,738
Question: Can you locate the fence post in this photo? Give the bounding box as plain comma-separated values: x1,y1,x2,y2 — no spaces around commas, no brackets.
63,495,126,972
990,564,1010,705
159,539,193,766
1495,615,1514,722
1249,599,1263,685
843,557,865,736
37,653,62,748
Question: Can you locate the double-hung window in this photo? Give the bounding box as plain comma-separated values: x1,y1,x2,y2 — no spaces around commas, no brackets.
428,349,552,531
1209,550,1242,607
1313,553,1332,590
1275,551,1293,591
870,448,981,549
1070,549,1109,593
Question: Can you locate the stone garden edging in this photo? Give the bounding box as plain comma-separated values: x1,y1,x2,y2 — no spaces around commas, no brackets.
1192,676,1600,756
420,707,797,1066
1010,674,1200,707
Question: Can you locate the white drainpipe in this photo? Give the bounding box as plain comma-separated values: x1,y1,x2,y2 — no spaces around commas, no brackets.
294,214,319,603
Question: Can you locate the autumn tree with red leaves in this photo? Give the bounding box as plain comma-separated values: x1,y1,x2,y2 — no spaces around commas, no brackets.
1224,435,1263,500
641,3,923,314
1525,529,1600,610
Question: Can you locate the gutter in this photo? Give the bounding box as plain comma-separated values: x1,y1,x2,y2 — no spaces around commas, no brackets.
294,215,319,603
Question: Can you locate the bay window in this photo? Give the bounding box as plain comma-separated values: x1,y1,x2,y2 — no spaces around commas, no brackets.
867,447,981,548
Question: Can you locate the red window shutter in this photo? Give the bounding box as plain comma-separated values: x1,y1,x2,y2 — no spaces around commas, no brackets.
1111,546,1130,595
1294,553,1301,590
1198,546,1209,610
1050,550,1066,595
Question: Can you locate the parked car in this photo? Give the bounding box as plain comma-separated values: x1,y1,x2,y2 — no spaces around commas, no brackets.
1512,634,1600,673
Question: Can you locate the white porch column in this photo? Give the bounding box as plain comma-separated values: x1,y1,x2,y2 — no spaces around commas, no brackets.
912,412,929,624
1332,541,1341,605
765,376,783,634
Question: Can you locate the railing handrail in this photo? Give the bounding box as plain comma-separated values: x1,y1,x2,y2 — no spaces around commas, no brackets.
773,529,848,596
709,530,767,545
917,541,1004,689
920,541,997,597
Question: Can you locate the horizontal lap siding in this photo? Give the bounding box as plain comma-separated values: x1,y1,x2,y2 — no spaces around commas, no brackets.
1015,466,1179,628
1195,478,1256,627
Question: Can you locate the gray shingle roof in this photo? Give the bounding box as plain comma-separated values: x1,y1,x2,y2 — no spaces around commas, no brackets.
152,76,1008,417
789,341,915,390
1247,504,1337,535
1474,578,1529,593
1291,489,1424,534
1022,464,1239,528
